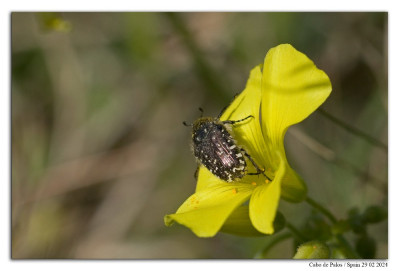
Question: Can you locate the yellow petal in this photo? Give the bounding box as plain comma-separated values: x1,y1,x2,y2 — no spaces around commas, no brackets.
195,66,267,192
165,182,254,237
259,44,331,201
280,164,307,202
219,65,272,170
220,205,265,236
249,153,286,234
195,166,217,192
261,44,332,149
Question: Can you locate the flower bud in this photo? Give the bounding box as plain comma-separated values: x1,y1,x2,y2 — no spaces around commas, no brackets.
362,205,387,224
293,240,330,259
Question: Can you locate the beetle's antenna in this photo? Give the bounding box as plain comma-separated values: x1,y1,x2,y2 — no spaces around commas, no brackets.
198,107,204,117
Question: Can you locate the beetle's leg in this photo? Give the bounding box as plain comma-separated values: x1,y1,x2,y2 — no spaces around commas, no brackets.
194,166,199,179
217,105,228,119
240,148,272,181
198,107,204,117
222,115,254,125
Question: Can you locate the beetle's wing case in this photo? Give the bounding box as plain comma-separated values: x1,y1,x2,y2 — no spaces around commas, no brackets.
206,123,247,181
190,118,248,182
210,126,238,168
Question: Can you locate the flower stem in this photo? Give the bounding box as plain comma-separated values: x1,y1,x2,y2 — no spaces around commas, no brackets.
286,221,307,242
165,13,231,103
305,196,337,223
335,235,360,259
317,108,388,152
256,232,292,258
305,196,360,258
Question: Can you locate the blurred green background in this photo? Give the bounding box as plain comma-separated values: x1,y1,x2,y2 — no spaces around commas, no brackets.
11,12,387,259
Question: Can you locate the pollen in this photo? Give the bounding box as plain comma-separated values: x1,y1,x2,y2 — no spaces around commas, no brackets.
251,182,257,186
265,179,270,184
190,195,197,204
232,188,238,194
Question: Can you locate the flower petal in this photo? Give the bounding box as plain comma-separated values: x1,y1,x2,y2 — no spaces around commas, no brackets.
280,164,307,202
261,44,332,149
221,206,287,237
219,65,272,173
195,166,218,192
260,44,331,202
249,153,286,234
195,66,267,192
220,205,265,236
165,181,254,237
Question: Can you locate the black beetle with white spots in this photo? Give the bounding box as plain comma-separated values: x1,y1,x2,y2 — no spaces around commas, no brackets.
183,108,270,183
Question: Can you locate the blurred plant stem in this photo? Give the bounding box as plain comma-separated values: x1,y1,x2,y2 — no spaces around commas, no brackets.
165,12,231,103
317,108,388,152
254,232,292,258
289,128,387,195
305,196,337,223
286,221,307,242
305,196,360,259
166,12,388,156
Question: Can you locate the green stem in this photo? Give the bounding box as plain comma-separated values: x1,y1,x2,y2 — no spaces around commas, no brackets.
305,196,337,223
336,235,360,259
305,196,360,259
164,13,230,103
286,221,307,242
256,232,292,259
317,108,388,152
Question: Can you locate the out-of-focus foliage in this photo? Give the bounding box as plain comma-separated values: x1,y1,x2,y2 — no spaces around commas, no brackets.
11,12,387,259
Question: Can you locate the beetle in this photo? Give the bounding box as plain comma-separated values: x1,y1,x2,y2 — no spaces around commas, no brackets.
183,108,270,182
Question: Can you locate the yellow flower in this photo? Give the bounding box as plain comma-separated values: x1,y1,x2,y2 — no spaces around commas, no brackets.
165,44,332,237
